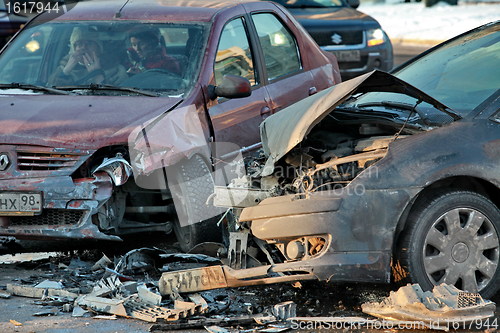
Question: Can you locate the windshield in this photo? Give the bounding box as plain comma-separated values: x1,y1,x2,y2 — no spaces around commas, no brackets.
352,23,499,117
272,0,345,8
0,20,208,96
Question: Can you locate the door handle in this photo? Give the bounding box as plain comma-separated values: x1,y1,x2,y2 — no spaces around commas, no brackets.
260,106,272,117
309,86,318,95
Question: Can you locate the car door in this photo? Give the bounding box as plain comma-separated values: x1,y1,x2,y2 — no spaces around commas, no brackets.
207,16,272,151
249,11,316,114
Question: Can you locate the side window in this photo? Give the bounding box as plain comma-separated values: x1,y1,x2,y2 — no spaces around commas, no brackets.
251,13,301,81
0,25,53,84
215,18,256,86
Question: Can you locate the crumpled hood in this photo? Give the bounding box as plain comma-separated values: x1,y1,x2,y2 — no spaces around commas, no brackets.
260,70,460,176
0,93,182,149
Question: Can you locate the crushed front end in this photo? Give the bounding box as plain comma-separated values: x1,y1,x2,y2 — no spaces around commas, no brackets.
0,145,121,242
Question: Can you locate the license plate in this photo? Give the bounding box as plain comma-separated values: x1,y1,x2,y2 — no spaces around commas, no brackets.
159,266,228,294
331,50,360,62
0,192,42,215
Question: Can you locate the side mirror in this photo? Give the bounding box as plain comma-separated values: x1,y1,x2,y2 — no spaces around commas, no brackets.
208,75,251,100
347,0,360,8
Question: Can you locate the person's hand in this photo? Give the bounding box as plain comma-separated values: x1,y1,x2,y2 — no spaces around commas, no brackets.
127,66,141,74
62,51,81,75
82,50,101,73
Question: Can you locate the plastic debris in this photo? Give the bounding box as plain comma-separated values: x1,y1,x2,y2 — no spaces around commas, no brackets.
362,283,496,328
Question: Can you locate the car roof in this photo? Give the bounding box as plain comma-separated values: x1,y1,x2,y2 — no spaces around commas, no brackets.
53,0,260,22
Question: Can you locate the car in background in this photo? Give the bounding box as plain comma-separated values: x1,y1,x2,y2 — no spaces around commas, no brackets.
216,21,499,297
0,0,339,253
0,2,28,49
269,0,393,80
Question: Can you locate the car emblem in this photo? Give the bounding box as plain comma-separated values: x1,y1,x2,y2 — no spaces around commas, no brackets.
0,154,9,171
330,33,342,44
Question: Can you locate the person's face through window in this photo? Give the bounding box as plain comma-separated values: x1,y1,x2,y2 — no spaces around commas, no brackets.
130,37,156,58
73,40,98,53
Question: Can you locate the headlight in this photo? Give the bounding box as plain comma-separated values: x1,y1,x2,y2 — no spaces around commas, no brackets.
367,28,385,47
93,154,132,186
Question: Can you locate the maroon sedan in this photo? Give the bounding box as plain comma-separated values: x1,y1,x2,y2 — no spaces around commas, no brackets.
0,0,339,251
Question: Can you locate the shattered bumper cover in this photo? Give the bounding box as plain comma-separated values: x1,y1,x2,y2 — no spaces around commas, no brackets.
237,186,418,284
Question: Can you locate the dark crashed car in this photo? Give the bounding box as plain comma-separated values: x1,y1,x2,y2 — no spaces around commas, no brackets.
215,21,500,298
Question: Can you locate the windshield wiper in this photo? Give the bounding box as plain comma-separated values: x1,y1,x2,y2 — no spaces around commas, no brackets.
357,100,430,122
54,84,159,97
0,83,72,95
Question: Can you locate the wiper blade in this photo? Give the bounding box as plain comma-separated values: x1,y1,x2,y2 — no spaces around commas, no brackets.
358,101,416,111
54,84,159,97
0,83,72,95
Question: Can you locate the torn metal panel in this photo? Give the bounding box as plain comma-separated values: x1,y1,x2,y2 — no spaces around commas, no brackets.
361,284,496,325
259,70,458,176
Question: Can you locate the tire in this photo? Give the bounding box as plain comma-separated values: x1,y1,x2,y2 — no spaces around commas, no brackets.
396,191,500,299
168,154,223,252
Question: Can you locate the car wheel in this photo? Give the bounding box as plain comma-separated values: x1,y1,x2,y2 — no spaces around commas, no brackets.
169,154,222,252
397,191,500,298
424,0,438,7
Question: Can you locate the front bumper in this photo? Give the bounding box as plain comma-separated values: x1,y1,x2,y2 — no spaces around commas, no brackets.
0,173,120,241
239,187,414,283
323,42,393,80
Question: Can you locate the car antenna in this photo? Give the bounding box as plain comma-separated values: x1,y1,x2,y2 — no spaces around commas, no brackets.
394,98,423,141
115,0,131,18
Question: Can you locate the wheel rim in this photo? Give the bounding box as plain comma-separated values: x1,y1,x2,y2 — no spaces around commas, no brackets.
422,207,499,292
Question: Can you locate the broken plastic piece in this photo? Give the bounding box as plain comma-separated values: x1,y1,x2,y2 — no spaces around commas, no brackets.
272,301,296,320
361,284,496,327
7,283,78,300
91,254,113,271
76,295,128,317
35,280,64,290
137,284,162,306
9,319,22,326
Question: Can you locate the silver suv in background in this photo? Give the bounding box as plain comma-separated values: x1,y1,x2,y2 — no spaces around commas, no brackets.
271,0,393,80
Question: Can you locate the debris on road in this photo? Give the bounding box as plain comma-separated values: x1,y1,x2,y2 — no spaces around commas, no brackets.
362,283,496,328
4,249,497,332
6,283,79,299
9,319,23,326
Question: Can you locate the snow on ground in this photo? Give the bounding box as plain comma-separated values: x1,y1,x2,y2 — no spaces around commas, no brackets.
360,1,500,45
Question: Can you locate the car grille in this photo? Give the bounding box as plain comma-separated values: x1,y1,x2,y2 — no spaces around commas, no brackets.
9,209,84,227
16,148,84,172
310,30,363,46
